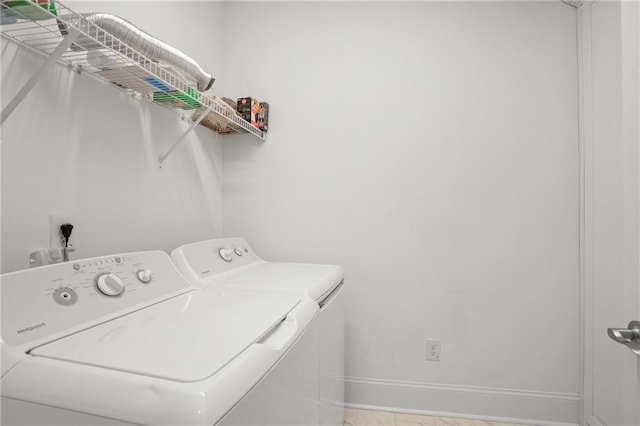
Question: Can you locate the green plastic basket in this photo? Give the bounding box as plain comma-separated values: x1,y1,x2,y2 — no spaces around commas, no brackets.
3,0,57,20
153,88,200,110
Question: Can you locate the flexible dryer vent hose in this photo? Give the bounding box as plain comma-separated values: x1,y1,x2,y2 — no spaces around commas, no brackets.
60,13,215,92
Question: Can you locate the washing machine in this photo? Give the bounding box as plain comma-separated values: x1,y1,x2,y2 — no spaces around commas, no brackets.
0,251,318,425
171,237,345,426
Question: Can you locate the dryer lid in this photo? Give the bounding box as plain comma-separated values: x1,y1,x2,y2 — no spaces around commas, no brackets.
210,262,344,302
30,290,300,382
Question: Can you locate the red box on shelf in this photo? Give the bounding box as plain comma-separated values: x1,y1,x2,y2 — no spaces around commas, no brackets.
257,102,269,132
237,97,259,127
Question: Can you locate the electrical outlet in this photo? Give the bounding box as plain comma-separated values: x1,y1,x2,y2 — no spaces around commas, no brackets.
426,339,441,361
50,214,75,249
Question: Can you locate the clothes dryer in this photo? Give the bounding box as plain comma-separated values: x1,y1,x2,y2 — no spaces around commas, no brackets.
1,251,318,425
171,237,345,426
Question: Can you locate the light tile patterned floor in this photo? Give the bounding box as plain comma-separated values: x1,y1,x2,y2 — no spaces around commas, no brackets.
343,408,537,426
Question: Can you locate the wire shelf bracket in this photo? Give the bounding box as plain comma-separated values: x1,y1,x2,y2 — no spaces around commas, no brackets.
1,28,79,125
158,108,210,168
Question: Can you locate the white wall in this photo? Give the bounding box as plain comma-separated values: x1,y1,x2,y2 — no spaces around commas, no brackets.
1,1,583,422
1,2,226,272
221,2,580,423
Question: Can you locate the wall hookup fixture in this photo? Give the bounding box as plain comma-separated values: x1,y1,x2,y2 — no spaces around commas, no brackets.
29,213,77,267
0,0,266,166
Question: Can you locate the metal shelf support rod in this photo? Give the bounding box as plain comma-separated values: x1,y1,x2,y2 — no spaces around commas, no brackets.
158,108,210,167
1,28,80,125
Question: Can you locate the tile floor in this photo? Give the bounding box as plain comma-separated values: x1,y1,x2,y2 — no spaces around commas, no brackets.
343,408,536,426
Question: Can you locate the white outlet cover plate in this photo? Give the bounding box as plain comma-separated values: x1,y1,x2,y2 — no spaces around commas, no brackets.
426,339,441,361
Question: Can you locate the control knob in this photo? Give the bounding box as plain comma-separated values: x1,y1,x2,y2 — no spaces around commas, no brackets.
96,273,125,297
136,269,153,284
218,247,233,262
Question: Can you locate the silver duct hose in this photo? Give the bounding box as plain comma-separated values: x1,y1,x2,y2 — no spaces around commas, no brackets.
60,13,214,91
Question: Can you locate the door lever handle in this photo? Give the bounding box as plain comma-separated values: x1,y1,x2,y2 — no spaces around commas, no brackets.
607,321,640,357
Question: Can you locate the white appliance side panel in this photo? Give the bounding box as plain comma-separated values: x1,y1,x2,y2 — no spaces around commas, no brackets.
1,397,136,425
218,318,321,426
319,285,345,426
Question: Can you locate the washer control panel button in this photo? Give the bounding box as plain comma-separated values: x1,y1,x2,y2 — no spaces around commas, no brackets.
52,287,78,306
136,269,153,284
234,248,244,256
96,273,125,297
218,247,233,262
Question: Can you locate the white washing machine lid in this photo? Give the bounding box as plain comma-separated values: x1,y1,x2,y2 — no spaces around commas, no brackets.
209,262,344,302
30,290,300,382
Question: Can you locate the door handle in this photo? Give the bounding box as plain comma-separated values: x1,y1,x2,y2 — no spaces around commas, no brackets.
607,321,640,357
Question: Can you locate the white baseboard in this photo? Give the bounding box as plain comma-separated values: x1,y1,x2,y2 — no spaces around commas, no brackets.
345,376,580,426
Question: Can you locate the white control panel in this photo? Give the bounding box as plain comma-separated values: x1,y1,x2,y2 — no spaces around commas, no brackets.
217,246,250,263
171,238,261,283
1,251,194,347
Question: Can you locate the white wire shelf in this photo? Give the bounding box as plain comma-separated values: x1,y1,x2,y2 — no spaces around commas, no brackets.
0,0,266,142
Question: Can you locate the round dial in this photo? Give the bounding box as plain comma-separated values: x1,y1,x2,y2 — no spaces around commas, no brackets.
136,269,153,284
218,247,233,262
52,287,78,306
96,273,125,297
